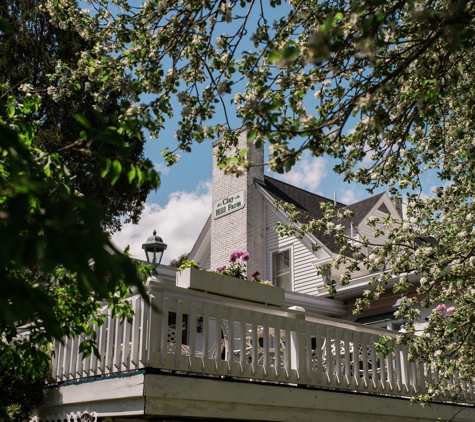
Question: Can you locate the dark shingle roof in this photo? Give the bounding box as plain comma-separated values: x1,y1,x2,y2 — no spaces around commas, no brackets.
259,176,385,253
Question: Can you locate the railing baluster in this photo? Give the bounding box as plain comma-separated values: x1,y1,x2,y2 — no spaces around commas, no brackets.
64,336,74,380
273,315,281,379
83,334,92,377
215,305,222,372
343,329,350,386
314,323,322,384
369,334,377,390
334,328,341,385
139,295,151,367
251,312,257,375
90,324,99,376
113,316,122,372
227,307,235,374
202,303,209,368
105,314,114,374
305,322,312,382
386,343,395,391
283,319,290,379
324,325,332,384
175,299,183,368
377,341,386,391
188,301,197,369
51,338,60,381
262,314,270,376
159,296,169,366
76,335,84,378
130,297,142,368
361,333,369,388
56,338,69,381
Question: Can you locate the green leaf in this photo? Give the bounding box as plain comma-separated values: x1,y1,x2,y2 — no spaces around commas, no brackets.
282,46,299,61
247,129,257,142
269,50,281,63
127,166,136,183
72,114,92,129
101,158,111,178
110,160,122,185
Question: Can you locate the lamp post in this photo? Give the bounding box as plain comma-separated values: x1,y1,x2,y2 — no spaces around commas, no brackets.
142,230,167,277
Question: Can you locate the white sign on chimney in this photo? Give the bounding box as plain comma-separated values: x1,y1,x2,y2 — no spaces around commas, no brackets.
213,190,246,219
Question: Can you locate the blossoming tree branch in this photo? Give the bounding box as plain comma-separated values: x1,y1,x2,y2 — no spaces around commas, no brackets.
17,0,475,404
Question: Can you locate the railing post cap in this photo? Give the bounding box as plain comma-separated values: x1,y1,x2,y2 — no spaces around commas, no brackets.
287,305,306,319
147,276,164,285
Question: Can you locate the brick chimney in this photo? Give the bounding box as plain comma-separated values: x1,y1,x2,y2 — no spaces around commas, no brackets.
210,129,265,278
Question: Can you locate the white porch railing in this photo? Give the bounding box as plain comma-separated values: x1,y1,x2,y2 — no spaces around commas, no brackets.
51,281,474,403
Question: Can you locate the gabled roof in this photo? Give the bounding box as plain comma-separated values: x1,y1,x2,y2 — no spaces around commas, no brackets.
345,193,386,227
258,176,386,254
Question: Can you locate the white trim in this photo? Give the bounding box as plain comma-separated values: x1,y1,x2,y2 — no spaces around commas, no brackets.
188,215,211,265
356,192,401,231
269,246,294,291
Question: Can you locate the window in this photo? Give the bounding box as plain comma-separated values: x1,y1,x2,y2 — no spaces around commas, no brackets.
272,250,291,290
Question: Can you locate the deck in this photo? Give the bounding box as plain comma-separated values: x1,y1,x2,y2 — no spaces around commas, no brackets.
32,279,475,422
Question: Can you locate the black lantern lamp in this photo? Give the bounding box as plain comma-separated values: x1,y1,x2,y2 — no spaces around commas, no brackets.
142,230,167,276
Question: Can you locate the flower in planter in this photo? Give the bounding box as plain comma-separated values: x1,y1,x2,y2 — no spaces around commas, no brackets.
181,252,274,287
251,270,274,287
216,251,248,279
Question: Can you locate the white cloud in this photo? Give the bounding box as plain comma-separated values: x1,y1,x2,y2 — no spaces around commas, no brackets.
271,151,327,193
154,162,170,176
339,189,360,205
111,181,211,264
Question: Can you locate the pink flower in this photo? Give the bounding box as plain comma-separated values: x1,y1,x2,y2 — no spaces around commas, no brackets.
241,251,250,262
436,304,446,312
447,306,456,313
229,250,240,262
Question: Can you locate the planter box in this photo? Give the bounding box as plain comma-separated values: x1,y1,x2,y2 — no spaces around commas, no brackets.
176,268,285,308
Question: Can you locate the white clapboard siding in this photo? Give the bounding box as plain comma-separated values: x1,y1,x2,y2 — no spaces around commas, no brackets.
356,208,392,246
266,204,324,294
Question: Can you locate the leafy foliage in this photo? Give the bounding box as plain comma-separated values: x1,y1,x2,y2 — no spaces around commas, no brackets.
169,252,190,268
0,0,153,233
0,1,162,416
0,342,50,422
0,81,159,420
